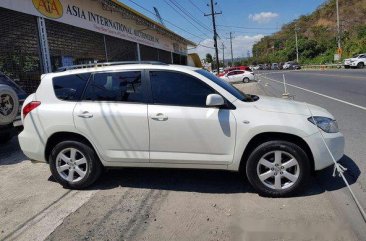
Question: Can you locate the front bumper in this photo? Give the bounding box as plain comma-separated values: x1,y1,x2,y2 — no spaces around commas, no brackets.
344,61,358,67
304,131,345,171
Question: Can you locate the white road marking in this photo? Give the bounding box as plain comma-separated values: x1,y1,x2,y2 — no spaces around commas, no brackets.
5,190,97,241
260,75,366,111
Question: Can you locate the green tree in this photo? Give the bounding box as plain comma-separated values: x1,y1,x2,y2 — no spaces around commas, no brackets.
205,53,213,63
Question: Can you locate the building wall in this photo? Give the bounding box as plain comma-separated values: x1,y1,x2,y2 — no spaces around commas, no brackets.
0,8,41,93
0,2,190,93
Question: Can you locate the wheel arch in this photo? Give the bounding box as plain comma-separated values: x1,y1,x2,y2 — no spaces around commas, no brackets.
45,131,97,163
239,132,314,172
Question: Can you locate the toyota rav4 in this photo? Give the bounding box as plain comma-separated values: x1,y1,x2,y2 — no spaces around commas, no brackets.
19,62,344,197
344,54,366,69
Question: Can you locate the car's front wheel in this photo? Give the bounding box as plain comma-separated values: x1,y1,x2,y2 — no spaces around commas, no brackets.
49,141,102,189
246,141,310,197
243,77,250,83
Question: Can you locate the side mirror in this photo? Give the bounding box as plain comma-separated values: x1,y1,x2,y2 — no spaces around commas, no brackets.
206,94,224,107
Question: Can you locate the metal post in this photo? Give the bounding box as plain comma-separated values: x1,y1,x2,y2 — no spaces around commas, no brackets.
171,52,174,64
103,35,108,62
136,43,141,62
336,0,341,51
230,32,233,66
295,27,299,63
221,43,225,67
37,17,51,73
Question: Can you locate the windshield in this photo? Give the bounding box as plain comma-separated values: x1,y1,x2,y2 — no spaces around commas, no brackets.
195,69,247,101
353,54,360,58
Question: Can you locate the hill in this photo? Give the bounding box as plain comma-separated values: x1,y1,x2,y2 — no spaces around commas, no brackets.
252,0,366,64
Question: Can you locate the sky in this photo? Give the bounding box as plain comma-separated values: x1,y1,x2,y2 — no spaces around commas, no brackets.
121,0,327,59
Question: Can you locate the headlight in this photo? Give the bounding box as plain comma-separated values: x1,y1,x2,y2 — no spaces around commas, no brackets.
308,116,339,133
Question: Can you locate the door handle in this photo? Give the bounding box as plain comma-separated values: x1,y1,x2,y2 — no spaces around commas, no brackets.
151,113,168,121
77,111,93,118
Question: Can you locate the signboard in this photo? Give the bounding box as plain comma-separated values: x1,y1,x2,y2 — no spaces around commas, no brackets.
334,54,340,61
337,47,343,56
0,0,187,54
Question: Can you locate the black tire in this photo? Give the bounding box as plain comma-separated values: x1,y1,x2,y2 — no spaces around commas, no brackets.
357,62,364,69
243,77,250,83
49,141,102,189
246,140,310,197
344,65,350,69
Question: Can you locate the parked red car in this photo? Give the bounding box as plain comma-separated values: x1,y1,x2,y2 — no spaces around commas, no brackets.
218,66,252,77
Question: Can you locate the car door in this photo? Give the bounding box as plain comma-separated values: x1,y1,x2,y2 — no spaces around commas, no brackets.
226,71,237,83
147,70,237,165
234,71,244,82
73,70,150,163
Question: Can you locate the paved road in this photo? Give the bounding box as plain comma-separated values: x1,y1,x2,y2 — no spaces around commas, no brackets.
258,69,366,238
1,70,365,240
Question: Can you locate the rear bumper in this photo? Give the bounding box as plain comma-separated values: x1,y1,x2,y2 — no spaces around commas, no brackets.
18,129,46,162
304,131,345,171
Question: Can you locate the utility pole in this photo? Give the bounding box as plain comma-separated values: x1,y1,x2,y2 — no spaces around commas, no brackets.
220,43,226,67
295,26,299,63
336,0,341,56
227,32,234,66
205,0,222,74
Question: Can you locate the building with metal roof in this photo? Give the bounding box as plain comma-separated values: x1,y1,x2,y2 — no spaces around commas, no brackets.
0,0,196,93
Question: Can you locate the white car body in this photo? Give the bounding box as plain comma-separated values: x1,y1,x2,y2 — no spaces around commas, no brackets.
344,54,366,68
283,62,291,69
18,63,344,195
220,70,255,83
19,64,344,172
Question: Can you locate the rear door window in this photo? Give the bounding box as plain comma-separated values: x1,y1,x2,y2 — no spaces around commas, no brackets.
53,73,90,101
83,71,145,103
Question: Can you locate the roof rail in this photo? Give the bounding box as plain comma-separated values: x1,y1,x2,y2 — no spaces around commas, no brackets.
56,61,168,72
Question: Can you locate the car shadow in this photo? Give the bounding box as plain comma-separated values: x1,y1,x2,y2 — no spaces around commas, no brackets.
0,136,28,165
79,154,360,198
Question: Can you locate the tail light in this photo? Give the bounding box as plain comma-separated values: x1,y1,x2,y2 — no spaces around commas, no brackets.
23,101,41,119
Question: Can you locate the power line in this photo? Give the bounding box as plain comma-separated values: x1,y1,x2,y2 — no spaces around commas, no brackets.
188,0,205,14
163,0,210,38
217,24,279,30
169,0,212,32
127,0,205,41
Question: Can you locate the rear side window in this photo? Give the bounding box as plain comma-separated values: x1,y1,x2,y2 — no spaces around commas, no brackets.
83,71,144,102
53,73,90,101
149,71,215,107
227,71,236,76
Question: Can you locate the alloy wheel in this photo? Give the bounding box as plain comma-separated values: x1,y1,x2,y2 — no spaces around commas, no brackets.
56,148,88,183
256,150,300,190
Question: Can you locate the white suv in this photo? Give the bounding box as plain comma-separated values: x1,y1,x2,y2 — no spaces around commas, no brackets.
19,62,344,197
344,54,366,69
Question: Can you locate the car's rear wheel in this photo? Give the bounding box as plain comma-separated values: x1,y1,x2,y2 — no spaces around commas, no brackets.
49,141,102,189
246,141,310,197
243,77,250,83
357,62,364,69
